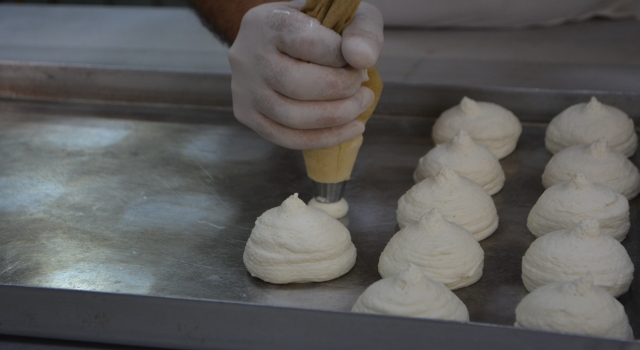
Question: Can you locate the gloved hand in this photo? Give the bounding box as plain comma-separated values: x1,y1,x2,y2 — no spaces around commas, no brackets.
228,1,383,150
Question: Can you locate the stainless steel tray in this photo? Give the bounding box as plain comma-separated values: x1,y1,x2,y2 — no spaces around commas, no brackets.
0,83,639,348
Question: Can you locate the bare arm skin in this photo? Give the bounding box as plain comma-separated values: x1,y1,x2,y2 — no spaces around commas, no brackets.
187,0,283,45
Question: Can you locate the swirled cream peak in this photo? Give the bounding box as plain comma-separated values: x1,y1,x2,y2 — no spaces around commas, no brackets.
451,128,475,149
414,130,505,195
380,209,484,290
522,219,634,297
515,274,633,340
570,171,592,188
398,167,498,241
460,96,481,115
432,97,522,159
542,138,640,199
434,165,460,186
280,192,307,213
528,172,630,241
546,97,637,157
586,96,602,110
243,193,356,284
352,264,469,321
588,137,608,156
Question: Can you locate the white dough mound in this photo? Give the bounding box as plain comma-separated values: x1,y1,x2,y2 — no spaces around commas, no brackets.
432,97,522,159
243,193,356,284
546,97,638,157
352,264,469,321
397,167,498,241
528,172,630,241
414,130,505,195
522,219,634,297
542,138,640,200
515,274,633,340
380,209,484,290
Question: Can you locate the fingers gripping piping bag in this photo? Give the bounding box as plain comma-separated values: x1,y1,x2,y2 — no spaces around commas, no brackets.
301,0,383,218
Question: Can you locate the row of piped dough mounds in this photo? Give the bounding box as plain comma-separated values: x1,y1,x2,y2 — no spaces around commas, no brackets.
363,97,518,320
362,97,522,322
241,97,638,340
242,97,515,323
375,97,638,339
516,97,639,340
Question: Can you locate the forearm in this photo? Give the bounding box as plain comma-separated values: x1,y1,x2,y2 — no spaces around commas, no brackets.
188,0,284,45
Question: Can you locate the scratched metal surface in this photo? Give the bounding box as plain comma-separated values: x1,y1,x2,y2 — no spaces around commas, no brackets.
0,99,638,335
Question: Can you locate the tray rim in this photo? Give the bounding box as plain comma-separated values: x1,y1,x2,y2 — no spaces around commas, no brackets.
0,284,636,350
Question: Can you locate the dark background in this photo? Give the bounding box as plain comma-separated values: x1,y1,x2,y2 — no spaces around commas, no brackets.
0,0,188,6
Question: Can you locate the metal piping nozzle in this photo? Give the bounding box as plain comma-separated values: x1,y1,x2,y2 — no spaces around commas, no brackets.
311,180,347,203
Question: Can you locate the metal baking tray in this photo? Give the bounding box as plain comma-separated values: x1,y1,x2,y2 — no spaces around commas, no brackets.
0,63,639,349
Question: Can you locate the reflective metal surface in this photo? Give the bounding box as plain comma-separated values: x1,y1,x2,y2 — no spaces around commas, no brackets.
1,284,635,350
312,180,347,203
3,61,640,123
0,98,638,335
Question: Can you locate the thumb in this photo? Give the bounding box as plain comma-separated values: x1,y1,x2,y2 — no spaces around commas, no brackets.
341,2,384,69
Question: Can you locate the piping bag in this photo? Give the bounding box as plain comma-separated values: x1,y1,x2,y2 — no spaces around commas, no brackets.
300,0,383,217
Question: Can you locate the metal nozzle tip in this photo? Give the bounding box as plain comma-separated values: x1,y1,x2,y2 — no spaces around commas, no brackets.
311,181,347,203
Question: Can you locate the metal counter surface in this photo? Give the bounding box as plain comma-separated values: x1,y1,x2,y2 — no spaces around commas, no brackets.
0,98,638,339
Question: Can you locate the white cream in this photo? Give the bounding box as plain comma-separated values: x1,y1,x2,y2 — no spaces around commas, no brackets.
542,138,640,200
243,193,356,284
380,209,484,290
522,219,634,297
432,97,522,159
515,274,633,340
308,198,349,219
352,264,469,321
546,97,637,157
528,172,630,241
398,167,498,241
414,130,505,195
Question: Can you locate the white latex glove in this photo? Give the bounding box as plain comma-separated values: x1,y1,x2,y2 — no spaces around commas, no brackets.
228,1,383,150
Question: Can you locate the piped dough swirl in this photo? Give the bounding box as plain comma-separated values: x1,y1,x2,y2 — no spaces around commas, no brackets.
522,219,634,297
542,138,640,200
380,209,484,290
398,167,498,241
352,264,469,321
243,194,356,284
432,97,522,159
528,172,630,241
515,273,633,340
414,129,505,195
546,97,637,157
